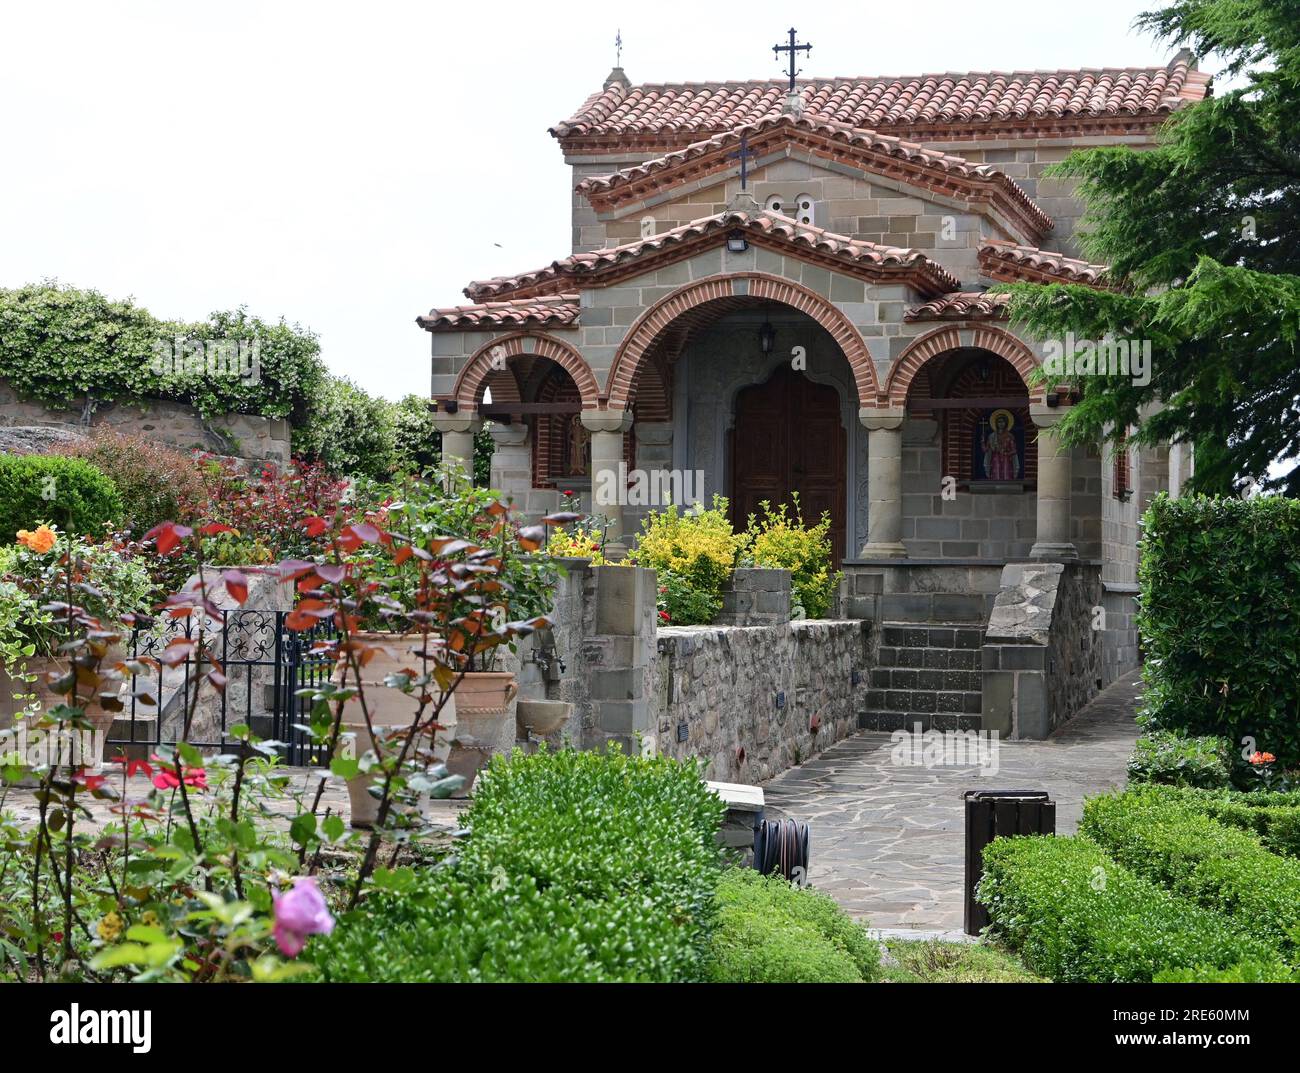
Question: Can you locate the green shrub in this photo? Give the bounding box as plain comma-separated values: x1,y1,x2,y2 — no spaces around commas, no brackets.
310,746,726,982
290,375,397,479
1138,494,1300,768
1121,783,1300,859
744,495,841,619
51,427,206,533
1081,791,1300,954
705,869,881,983
978,834,1273,982
1154,961,1298,983
882,939,1044,983
0,454,122,539
1127,728,1233,788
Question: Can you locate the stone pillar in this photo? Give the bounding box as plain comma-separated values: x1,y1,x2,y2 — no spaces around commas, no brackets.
488,421,531,504
859,408,907,559
1029,408,1078,560
583,409,633,558
432,411,483,483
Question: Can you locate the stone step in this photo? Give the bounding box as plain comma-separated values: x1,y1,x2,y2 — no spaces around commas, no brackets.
863,687,982,716
869,667,982,693
880,623,985,650
875,645,980,671
877,592,991,624
858,711,982,732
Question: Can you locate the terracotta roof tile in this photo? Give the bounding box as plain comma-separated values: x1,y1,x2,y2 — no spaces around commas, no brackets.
905,291,1011,321
978,240,1109,285
464,209,959,301
552,54,1209,143
417,294,580,331
575,113,1053,240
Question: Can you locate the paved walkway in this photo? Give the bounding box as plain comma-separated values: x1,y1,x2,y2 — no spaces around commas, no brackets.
762,671,1142,931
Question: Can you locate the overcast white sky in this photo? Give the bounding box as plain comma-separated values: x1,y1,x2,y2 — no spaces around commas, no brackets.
1,0,1206,400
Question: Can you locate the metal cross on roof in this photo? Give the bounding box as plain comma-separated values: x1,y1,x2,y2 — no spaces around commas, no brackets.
615,28,622,67
773,27,811,94
726,132,758,190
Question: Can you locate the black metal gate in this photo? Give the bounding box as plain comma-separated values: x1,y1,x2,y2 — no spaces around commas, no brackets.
110,610,337,766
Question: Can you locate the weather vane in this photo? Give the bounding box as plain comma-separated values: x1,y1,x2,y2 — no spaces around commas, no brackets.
773,27,812,93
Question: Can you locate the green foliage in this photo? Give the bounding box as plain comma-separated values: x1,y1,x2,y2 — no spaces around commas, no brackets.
1116,783,1300,859
1137,494,1300,768
0,454,122,540
0,282,326,422
1154,961,1298,983
51,427,207,534
882,939,1044,983
1127,728,1233,789
309,746,726,982
290,375,396,479
978,834,1273,981
743,495,840,619
1003,0,1300,494
656,569,721,627
1081,790,1300,954
627,496,749,625
705,868,881,983
390,394,440,475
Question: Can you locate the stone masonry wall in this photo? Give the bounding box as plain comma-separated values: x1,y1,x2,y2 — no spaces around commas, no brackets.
0,380,291,465
654,619,870,783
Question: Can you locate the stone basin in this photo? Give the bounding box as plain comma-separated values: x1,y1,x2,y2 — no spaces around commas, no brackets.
515,699,572,737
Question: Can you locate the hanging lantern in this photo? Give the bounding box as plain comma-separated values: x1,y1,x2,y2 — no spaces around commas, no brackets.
759,320,776,354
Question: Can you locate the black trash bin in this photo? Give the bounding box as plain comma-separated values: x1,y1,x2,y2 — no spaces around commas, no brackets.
963,789,1055,935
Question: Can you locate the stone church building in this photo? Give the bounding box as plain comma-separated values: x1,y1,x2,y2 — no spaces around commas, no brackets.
420,48,1209,738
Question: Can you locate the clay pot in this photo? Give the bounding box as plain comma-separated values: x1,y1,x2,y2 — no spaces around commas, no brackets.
331,632,458,742
446,671,518,797
515,699,573,739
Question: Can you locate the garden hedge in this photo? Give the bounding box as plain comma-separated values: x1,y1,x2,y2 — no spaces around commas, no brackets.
1117,783,1300,859
705,868,881,983
978,835,1274,981
1127,728,1233,788
1138,493,1300,766
309,746,726,982
1080,791,1300,956
0,454,122,539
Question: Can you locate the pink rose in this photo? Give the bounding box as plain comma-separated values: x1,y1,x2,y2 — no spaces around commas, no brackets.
273,876,335,957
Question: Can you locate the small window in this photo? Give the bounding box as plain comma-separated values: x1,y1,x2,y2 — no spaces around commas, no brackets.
764,194,784,214
794,194,814,225
1113,435,1133,501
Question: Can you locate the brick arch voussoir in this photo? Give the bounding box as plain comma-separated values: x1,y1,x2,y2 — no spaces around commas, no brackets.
606,272,879,408
887,324,1044,407
455,333,600,411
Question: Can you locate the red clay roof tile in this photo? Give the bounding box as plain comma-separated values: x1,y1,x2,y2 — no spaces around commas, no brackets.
978,240,1109,285
417,294,580,331
905,291,1011,321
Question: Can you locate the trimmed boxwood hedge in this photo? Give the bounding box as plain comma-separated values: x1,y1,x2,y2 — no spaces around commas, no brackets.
705,868,881,983
1118,784,1300,860
308,746,726,982
1138,494,1300,767
0,454,122,539
978,835,1274,982
1081,790,1300,954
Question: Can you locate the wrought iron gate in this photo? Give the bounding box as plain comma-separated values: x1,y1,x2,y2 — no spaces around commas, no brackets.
110,610,337,766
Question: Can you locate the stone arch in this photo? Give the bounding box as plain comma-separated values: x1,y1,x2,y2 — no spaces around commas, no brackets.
606,272,880,409
454,332,600,411
886,325,1045,407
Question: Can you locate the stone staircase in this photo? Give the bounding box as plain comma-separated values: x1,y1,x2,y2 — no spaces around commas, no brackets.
859,621,986,732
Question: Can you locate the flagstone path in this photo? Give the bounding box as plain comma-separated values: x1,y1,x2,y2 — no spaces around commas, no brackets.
762,670,1143,931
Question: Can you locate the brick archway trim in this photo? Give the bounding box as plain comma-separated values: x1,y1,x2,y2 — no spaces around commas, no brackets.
886,324,1044,406
454,332,601,410
607,272,879,408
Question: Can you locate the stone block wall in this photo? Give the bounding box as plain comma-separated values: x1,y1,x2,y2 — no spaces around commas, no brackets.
653,619,870,783
716,568,792,626
0,380,291,465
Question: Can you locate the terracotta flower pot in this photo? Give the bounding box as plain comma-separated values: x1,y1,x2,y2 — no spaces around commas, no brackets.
446,671,518,797
331,632,457,743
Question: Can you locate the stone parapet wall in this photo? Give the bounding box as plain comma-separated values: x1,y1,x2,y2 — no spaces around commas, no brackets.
654,619,869,783
716,568,792,626
0,380,291,465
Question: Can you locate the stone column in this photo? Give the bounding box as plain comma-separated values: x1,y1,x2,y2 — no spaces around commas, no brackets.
582,409,633,558
1029,408,1078,560
859,408,907,559
432,411,483,483
488,421,531,505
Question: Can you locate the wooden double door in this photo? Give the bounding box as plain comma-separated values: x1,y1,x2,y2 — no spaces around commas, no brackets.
730,367,847,566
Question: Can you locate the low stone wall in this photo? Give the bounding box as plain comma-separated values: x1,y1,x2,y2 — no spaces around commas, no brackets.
715,568,792,626
0,380,291,464
653,619,870,782
980,561,1105,738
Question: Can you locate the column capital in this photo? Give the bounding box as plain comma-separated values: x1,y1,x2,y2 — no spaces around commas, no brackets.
432,411,483,435
860,407,904,431
581,408,633,434
1029,405,1066,429
488,422,528,446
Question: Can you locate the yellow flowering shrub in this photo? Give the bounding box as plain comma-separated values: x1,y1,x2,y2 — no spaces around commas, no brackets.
626,496,749,623
545,523,625,566
744,496,841,619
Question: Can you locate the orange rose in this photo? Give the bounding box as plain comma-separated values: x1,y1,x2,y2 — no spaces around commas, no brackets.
16,524,56,554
